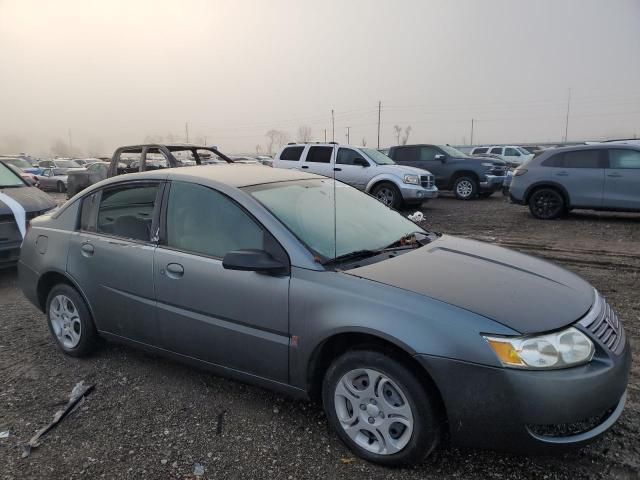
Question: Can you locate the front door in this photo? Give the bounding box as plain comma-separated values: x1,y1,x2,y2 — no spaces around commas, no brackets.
604,148,640,209
153,181,290,382
66,182,163,345
416,146,446,187
334,147,370,189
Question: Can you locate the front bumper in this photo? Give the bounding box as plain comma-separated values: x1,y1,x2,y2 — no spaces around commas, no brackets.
479,174,506,192
399,184,439,202
416,337,631,453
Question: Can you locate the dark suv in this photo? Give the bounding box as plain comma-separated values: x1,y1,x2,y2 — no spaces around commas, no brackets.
388,144,507,199
510,144,640,219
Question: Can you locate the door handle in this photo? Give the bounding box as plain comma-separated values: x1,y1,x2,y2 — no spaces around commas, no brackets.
555,171,569,176
80,243,94,257
607,173,623,178
301,165,309,169
333,167,342,171
165,263,184,278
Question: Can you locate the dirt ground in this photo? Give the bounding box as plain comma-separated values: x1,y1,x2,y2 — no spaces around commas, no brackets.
1,192,638,479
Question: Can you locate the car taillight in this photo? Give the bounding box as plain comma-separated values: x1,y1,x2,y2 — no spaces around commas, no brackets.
514,169,528,176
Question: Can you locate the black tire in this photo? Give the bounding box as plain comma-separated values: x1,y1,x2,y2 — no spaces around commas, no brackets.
528,188,565,220
478,191,494,198
371,182,402,209
57,181,66,193
46,284,99,357
452,176,478,200
322,350,441,467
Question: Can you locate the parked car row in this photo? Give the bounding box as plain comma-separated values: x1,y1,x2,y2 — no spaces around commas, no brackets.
16,161,631,466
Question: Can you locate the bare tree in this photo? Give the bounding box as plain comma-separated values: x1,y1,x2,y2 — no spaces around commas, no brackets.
394,125,402,144
361,137,367,147
297,125,313,142
401,125,412,145
255,144,263,154
266,130,279,155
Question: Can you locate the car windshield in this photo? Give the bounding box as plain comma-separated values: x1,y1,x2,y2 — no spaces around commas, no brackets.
3,158,32,169
0,163,25,187
55,159,81,168
246,178,426,260
440,145,469,157
361,148,395,165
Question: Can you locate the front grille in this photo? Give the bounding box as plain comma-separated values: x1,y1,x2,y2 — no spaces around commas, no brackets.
579,293,625,355
420,175,434,189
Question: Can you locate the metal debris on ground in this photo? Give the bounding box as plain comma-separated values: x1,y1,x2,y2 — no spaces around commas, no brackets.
21,381,95,458
0,431,9,439
193,463,205,477
407,211,425,222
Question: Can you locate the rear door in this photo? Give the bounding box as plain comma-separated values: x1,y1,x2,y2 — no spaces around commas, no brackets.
547,149,605,207
67,181,163,345
604,148,640,209
153,181,290,382
301,146,335,177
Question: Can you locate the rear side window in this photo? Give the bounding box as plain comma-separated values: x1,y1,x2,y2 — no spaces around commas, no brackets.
473,147,488,154
609,149,640,169
542,150,604,168
392,147,418,162
306,146,333,163
79,192,99,232
279,146,304,161
97,184,159,242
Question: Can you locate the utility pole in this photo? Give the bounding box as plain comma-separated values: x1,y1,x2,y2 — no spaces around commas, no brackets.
203,136,207,146
563,88,571,143
377,100,381,148
324,129,327,142
470,119,475,146
68,128,73,155
185,122,190,143
346,126,350,144
331,109,335,142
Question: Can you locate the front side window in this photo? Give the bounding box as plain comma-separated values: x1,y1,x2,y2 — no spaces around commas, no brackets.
473,148,488,154
97,183,159,241
306,146,333,163
504,147,521,156
609,149,640,169
280,146,305,161
489,147,503,155
165,182,264,258
247,179,425,260
419,147,439,161
337,148,365,165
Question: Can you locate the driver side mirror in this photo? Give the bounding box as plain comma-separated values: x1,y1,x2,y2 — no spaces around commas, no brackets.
352,157,369,167
434,154,447,162
222,249,288,275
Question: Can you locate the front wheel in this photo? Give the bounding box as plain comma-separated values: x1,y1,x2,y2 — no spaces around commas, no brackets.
323,350,441,466
371,182,402,209
528,188,565,219
453,176,478,200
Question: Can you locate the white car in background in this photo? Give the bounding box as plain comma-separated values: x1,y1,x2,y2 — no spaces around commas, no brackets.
470,145,533,166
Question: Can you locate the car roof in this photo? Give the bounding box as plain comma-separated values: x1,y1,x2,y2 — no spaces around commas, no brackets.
543,144,640,154
100,164,324,188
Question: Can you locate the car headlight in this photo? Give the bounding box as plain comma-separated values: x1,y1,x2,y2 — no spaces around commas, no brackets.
483,327,594,370
403,174,420,185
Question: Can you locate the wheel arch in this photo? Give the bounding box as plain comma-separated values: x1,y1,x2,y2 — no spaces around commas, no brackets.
37,270,95,320
523,181,571,206
364,174,403,193
306,331,448,424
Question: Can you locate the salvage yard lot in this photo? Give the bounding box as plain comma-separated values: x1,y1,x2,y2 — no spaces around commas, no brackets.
1,193,638,479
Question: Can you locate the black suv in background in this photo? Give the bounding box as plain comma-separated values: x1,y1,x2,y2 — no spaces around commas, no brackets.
388,144,507,199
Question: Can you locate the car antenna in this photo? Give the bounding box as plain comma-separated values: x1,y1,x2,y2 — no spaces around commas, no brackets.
332,142,337,261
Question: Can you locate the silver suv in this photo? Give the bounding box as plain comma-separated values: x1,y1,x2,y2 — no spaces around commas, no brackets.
273,143,437,208
510,144,640,219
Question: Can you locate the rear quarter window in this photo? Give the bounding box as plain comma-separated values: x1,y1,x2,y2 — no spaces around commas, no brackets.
279,146,305,161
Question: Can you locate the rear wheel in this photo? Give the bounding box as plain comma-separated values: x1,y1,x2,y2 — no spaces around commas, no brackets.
528,188,565,219
371,182,402,209
452,176,478,200
57,181,66,193
46,284,99,357
323,350,441,466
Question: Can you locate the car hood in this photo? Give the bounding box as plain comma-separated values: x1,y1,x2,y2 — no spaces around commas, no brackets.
0,186,57,215
375,164,432,176
344,235,594,334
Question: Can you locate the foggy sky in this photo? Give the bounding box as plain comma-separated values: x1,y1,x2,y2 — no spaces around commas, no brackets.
1,0,639,156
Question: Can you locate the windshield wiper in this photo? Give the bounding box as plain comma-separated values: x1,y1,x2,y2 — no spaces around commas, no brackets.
321,249,381,266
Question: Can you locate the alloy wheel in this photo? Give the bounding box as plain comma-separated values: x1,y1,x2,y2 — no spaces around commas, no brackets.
531,190,563,219
333,368,414,455
375,188,395,206
49,295,82,349
455,180,473,198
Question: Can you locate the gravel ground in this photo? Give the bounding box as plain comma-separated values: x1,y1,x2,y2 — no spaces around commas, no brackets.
1,191,638,479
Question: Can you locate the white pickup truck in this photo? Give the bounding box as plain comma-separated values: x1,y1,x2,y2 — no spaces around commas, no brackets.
273,143,438,209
